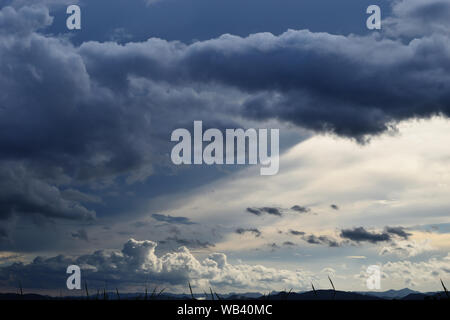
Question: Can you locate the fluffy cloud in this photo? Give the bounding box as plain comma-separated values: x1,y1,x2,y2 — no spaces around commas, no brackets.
379,239,433,257
0,4,52,35
0,239,310,291
358,254,450,289
384,0,450,38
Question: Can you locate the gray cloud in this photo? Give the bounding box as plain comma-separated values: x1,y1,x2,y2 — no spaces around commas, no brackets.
151,213,196,225
289,230,305,236
384,226,412,239
247,205,311,217
340,226,411,244
246,207,282,216
288,229,340,247
236,228,261,237
290,205,310,213
340,227,390,243
303,234,340,247
246,207,262,216
260,207,282,216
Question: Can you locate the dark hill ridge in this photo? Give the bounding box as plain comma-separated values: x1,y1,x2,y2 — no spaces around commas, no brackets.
358,288,418,299
0,289,448,300
0,293,52,300
262,290,383,300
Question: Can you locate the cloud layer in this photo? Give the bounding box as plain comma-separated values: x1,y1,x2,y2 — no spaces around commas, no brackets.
1,0,450,293
2,0,450,234
0,239,309,291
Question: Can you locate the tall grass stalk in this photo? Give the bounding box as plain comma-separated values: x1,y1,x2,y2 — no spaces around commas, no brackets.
328,276,336,299
188,282,196,300
84,281,89,300
441,279,449,299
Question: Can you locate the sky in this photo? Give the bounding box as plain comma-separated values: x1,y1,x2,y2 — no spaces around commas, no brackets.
0,0,449,295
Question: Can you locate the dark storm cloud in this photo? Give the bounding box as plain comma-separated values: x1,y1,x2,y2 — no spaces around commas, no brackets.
78,27,450,141
290,205,310,213
0,4,239,233
2,0,450,169
236,228,261,237
1,0,450,251
339,226,411,243
0,164,95,222
151,214,196,225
